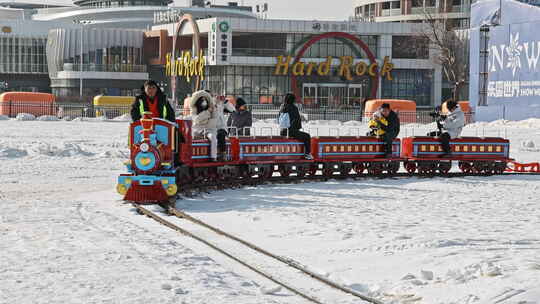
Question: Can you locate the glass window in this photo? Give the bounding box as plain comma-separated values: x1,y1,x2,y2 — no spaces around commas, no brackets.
412,0,423,7
391,1,401,8
392,36,429,59
382,69,433,106
382,2,390,9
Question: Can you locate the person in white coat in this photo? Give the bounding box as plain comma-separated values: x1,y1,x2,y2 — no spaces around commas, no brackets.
215,95,236,161
190,90,218,161
437,100,465,157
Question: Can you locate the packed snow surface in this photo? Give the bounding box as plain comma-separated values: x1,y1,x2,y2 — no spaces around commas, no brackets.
1,118,539,304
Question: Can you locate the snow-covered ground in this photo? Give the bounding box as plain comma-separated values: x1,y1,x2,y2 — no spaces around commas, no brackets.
1,116,539,304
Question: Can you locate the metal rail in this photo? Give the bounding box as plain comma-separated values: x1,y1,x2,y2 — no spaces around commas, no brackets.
132,203,325,304
168,207,385,304
179,171,540,194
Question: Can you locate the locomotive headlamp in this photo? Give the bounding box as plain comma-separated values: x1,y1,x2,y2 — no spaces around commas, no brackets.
116,184,127,195
140,143,150,152
166,184,178,196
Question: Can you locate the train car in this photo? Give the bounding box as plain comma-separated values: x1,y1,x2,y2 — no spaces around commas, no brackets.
117,113,178,203
0,92,56,117
118,117,516,205
176,119,311,181
312,136,402,176
401,136,511,174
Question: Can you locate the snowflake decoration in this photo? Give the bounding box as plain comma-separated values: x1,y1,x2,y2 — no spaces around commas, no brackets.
506,33,523,77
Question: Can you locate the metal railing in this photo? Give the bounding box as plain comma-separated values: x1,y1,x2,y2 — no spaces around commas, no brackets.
61,63,147,73
0,102,131,119
0,102,475,125
0,64,48,74
248,104,475,124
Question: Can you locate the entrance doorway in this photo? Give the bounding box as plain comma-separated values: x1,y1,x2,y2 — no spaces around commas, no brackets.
302,83,367,108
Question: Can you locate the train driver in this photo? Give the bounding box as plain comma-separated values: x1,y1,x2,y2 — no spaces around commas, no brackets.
130,80,175,123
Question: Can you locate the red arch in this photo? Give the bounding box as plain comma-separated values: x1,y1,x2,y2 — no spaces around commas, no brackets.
290,32,379,102
171,14,201,106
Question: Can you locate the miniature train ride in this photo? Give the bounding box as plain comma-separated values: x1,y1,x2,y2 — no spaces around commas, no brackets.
117,113,514,204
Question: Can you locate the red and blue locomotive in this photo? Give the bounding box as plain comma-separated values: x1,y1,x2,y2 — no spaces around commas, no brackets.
117,113,512,204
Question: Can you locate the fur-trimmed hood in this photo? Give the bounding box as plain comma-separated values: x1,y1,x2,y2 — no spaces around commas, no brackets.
189,90,218,129
189,90,214,115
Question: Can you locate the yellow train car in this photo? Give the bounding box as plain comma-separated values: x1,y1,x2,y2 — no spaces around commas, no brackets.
93,95,135,118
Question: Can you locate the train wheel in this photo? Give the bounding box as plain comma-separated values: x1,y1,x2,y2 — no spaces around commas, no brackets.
278,165,291,178
494,162,506,174
238,166,250,179
368,163,383,176
417,162,427,175
472,162,484,174
483,162,495,176
459,161,472,174
418,162,436,176
296,166,307,178
257,166,269,180
404,161,417,174
308,164,318,176
322,168,334,178
340,165,351,176
438,162,452,175
387,161,400,175
353,163,365,174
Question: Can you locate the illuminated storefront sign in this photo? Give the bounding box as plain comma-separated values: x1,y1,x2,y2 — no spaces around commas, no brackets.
165,50,205,82
274,55,394,80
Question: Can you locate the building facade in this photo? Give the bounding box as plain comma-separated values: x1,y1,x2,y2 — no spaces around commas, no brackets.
148,17,442,108
352,0,472,28
0,0,256,99
0,20,70,92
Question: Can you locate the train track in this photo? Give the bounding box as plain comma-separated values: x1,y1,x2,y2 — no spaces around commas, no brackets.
132,203,385,304
179,171,540,195
129,171,539,302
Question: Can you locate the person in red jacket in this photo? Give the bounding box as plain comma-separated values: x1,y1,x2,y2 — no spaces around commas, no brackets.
130,80,175,122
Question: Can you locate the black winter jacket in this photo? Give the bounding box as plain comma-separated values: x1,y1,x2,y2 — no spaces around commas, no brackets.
378,110,400,137
279,103,302,130
130,91,175,122
227,110,253,136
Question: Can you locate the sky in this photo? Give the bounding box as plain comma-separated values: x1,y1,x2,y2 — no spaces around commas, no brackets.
42,0,355,20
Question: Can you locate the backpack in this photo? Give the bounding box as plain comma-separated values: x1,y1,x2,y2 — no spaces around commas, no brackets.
278,112,290,129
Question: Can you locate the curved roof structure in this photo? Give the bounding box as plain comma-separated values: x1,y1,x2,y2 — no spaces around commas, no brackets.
31,5,256,29
72,0,172,7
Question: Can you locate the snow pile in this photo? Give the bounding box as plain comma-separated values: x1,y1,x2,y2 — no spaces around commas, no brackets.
15,113,36,121
306,120,342,126
0,115,9,120
37,115,59,121
32,142,95,158
469,118,540,129
343,120,364,126
259,285,282,295
520,140,540,152
0,147,28,158
260,118,277,124
112,114,131,121
72,116,109,122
